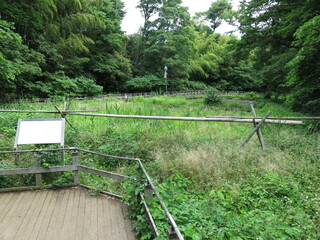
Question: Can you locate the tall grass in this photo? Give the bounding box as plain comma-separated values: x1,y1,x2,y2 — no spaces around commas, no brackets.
1,96,318,188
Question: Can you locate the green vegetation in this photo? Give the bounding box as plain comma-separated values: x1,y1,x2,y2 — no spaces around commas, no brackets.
0,95,319,239
1,0,319,114
205,88,221,105
0,0,320,237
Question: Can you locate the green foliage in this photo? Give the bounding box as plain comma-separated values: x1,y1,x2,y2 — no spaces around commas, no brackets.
243,91,261,100
96,129,146,168
0,0,319,115
125,172,320,239
1,95,320,239
26,74,103,98
285,15,320,113
203,0,233,31
122,172,154,239
51,172,74,186
0,19,44,99
0,163,22,188
204,88,221,105
133,0,196,80
237,0,320,111
0,0,130,98
126,75,164,92
126,76,208,93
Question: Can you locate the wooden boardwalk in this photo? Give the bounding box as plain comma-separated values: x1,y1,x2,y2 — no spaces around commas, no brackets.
0,187,137,240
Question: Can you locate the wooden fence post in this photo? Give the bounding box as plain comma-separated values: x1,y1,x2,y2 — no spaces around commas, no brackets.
250,104,266,150
144,182,153,202
34,153,42,186
72,151,79,185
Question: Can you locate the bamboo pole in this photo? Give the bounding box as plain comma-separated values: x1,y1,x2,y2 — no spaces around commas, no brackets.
0,110,96,113
207,116,320,120
240,111,272,148
0,109,304,124
63,112,303,125
250,104,266,150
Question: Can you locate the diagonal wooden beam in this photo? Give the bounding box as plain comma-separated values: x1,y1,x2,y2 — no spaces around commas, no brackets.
250,104,266,150
240,110,272,148
52,104,76,130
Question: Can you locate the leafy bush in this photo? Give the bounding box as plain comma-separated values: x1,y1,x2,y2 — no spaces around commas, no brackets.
126,75,165,92
126,75,208,93
204,88,221,105
285,16,320,114
243,91,261,100
26,74,103,97
122,172,154,240
124,172,320,239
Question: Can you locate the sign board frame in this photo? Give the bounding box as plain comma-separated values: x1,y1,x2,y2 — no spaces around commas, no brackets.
14,118,66,149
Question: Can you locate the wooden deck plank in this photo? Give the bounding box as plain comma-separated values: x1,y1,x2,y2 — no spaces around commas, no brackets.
110,198,123,240
89,195,98,240
0,188,137,240
28,190,54,240
122,205,137,240
14,190,48,239
0,192,19,220
14,192,39,238
97,197,106,239
0,192,25,239
51,189,71,240
2,192,38,240
43,189,66,240
0,192,15,217
32,190,56,240
75,190,86,240
60,188,75,240
115,201,129,240
102,192,113,240
82,192,91,240
66,189,80,240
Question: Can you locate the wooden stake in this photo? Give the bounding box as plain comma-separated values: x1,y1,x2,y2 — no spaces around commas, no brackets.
240,111,272,148
34,153,42,187
250,104,266,150
52,104,76,130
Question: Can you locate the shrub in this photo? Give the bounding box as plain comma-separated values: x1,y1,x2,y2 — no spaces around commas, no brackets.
126,76,209,93
25,74,103,97
125,75,164,92
204,88,221,105
243,91,261,100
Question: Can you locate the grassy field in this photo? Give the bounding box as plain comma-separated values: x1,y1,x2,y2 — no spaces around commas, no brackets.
0,95,319,239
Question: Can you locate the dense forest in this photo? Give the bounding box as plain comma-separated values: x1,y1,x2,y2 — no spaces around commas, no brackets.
0,0,319,113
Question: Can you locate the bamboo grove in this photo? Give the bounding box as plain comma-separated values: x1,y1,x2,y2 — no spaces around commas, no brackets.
0,0,319,113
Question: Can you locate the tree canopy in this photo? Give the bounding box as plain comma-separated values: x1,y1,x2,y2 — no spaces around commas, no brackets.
0,0,319,113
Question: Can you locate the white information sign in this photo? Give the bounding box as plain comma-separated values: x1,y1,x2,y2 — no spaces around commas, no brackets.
14,119,65,148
